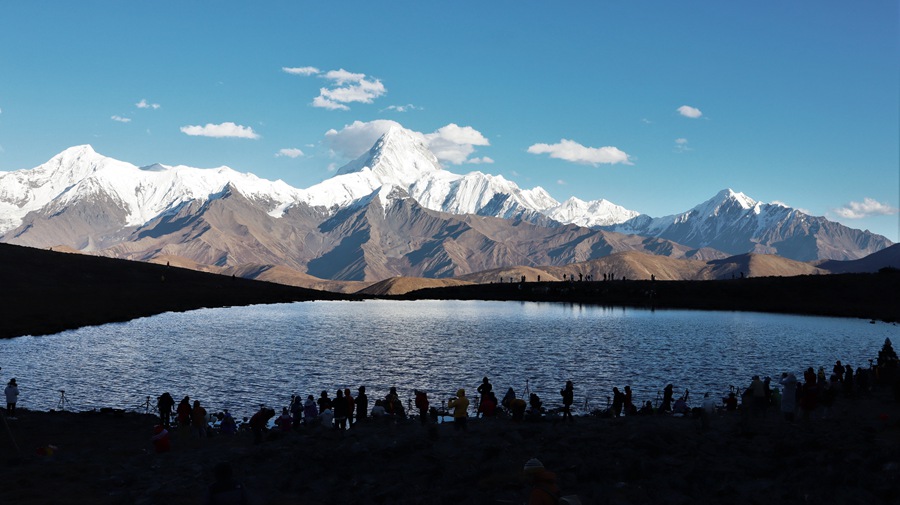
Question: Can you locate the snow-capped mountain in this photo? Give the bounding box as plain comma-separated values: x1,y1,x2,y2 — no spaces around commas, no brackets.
0,144,303,235
610,189,892,260
0,126,892,281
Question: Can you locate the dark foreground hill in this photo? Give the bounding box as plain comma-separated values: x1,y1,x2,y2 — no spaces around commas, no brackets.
397,271,900,323
0,243,354,339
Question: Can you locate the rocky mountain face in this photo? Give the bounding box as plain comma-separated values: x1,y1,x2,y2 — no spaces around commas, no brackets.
0,127,892,283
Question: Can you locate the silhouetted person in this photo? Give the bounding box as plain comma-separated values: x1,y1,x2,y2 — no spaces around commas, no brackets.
157,392,175,429
661,384,674,413
5,378,19,418
303,395,318,425
560,381,574,422
477,377,492,418
249,407,275,444
448,389,469,431
317,390,332,415
415,390,429,425
355,386,368,423
612,387,624,417
176,396,192,436
192,400,207,438
333,389,348,430
502,387,516,413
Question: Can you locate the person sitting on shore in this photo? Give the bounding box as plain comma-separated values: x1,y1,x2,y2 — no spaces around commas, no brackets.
318,406,334,427
510,397,527,421
723,392,738,412
673,395,689,415
502,387,516,413
150,424,171,453
275,407,292,432
303,395,318,425
638,400,654,416
371,399,387,419
527,393,543,421
220,410,237,435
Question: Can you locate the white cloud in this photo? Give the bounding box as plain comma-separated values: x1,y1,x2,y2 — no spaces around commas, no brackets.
833,198,898,219
381,104,422,113
424,123,490,165
556,179,567,185
527,139,631,166
468,157,494,164
325,120,491,165
282,66,320,76
180,122,260,139
311,68,386,110
276,148,304,158
677,105,702,118
674,137,691,152
111,115,131,123
136,99,160,110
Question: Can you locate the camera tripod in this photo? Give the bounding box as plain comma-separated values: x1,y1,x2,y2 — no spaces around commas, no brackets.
57,390,71,411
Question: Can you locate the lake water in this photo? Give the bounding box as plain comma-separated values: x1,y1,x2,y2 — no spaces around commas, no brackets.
1,300,896,418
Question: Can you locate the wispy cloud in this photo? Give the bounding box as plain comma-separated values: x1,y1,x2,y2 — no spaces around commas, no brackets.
556,179,567,185
282,66,320,76
180,122,260,139
677,105,702,118
381,104,422,113
325,120,491,165
674,137,691,153
136,99,160,110
111,115,131,123
833,198,898,219
275,148,304,158
527,139,631,166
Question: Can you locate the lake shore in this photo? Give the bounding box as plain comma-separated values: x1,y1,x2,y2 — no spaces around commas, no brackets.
3,242,898,340
2,387,899,504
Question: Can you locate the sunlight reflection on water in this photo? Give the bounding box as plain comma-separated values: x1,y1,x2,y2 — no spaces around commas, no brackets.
1,300,896,418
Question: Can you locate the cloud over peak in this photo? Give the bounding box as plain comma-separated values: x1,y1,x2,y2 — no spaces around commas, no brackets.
325,120,491,165
180,122,260,139
284,65,386,111
276,148,304,158
527,139,631,166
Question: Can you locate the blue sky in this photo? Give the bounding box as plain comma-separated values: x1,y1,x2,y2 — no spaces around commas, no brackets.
1,1,897,241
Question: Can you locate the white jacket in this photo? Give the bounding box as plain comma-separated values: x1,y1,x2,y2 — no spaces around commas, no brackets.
5,385,19,404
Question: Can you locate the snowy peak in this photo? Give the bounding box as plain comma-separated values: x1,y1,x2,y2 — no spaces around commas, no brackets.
336,126,441,185
694,188,758,217
545,197,640,227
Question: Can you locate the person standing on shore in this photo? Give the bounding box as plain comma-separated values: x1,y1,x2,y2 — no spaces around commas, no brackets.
157,392,174,429
560,381,574,422
448,389,469,431
779,372,798,422
5,378,19,419
415,390,430,426
660,384,674,413
476,377,492,418
176,396,192,437
192,400,207,438
355,386,368,424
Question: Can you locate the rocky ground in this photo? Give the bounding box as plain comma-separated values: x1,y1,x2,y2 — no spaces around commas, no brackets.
2,388,899,505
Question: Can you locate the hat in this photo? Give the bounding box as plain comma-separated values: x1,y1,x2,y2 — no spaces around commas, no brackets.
524,458,544,473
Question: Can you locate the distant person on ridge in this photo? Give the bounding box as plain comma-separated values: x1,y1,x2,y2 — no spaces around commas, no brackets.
560,381,574,422
448,389,470,431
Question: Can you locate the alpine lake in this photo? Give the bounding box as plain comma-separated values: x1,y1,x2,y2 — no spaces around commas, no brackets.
2,300,896,419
